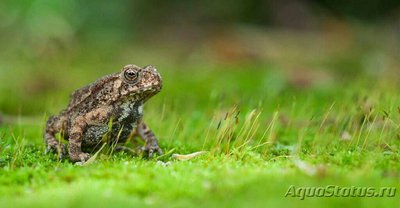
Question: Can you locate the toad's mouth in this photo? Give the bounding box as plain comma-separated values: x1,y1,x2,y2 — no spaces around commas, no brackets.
127,86,161,102
138,86,161,94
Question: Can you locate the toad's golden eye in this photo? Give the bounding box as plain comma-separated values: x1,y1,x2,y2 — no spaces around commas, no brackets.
123,69,139,83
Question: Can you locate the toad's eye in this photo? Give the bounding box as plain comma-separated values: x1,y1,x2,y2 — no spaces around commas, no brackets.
123,69,139,83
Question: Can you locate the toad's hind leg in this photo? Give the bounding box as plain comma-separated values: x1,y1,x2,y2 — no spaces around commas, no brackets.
68,107,113,162
68,116,91,162
44,115,67,158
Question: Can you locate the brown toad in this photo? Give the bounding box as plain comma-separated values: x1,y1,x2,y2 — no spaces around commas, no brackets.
44,64,163,162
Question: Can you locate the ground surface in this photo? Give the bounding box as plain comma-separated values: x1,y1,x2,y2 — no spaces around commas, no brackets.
0,27,399,207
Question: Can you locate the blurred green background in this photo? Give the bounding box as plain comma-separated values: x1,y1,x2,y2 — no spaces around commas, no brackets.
1,0,399,115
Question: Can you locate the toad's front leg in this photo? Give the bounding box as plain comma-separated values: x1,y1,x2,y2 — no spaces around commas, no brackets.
137,120,163,157
68,116,91,162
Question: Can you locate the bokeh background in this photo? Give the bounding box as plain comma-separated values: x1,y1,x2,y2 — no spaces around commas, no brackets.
0,0,400,115
1,2,400,207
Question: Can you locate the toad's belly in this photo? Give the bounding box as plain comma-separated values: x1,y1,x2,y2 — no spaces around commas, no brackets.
81,122,136,148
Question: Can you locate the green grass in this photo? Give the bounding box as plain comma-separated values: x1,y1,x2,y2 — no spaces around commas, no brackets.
1,28,400,207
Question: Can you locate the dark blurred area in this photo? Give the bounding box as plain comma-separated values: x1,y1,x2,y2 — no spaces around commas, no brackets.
0,0,400,115
1,0,399,62
1,0,399,52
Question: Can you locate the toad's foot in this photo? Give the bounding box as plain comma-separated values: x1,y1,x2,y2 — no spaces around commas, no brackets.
141,142,163,158
70,152,91,162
